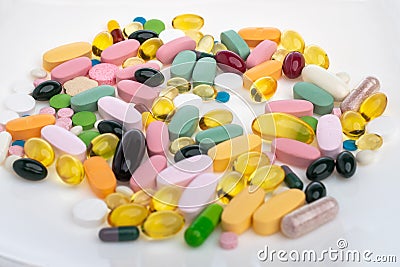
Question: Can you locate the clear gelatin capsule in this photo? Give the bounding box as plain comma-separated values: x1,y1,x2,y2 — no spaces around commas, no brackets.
280,30,305,53
271,49,289,63
99,226,140,242
142,111,157,129
123,22,143,38
184,30,204,44
92,31,114,57
212,42,228,55
138,38,163,61
356,133,383,150
159,86,179,100
130,189,156,207
197,35,214,53
216,171,246,204
199,109,234,130
358,92,387,121
192,84,217,101
88,133,119,159
24,137,55,166
142,210,185,239
303,45,330,69
151,97,176,121
252,113,315,144
169,137,196,154
248,165,285,191
122,56,145,68
233,151,270,177
172,14,204,31
340,111,366,138
55,154,85,185
250,76,278,103
107,203,149,227
105,192,130,210
151,186,183,211
166,77,191,93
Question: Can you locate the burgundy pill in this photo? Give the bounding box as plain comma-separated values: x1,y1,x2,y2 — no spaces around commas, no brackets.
282,51,305,79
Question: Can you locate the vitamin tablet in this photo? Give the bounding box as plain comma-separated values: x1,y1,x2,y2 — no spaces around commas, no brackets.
116,61,160,83
280,30,305,52
340,111,366,138
220,30,250,60
215,50,246,74
64,76,99,96
115,185,134,198
101,39,140,66
156,36,196,64
8,145,24,157
172,14,204,31
98,96,141,130
99,226,140,242
246,40,277,69
272,138,321,168
143,19,165,34
248,165,285,191
24,137,55,166
293,82,334,115
168,105,199,141
243,60,282,89
97,120,123,139
171,50,197,81
192,57,217,87
250,76,277,102
158,29,185,44
282,165,303,190
146,121,169,157
72,198,108,227
169,137,195,154
316,114,342,158
13,158,48,181
70,85,115,112
356,133,383,150
42,42,92,71
266,99,313,117
51,57,92,84
238,27,281,47
151,186,182,211
216,171,246,204
306,157,335,181
4,94,36,116
151,97,176,121
303,45,330,69
88,133,119,160
71,111,96,131
141,210,185,239
30,68,47,79
130,155,167,192
336,151,357,178
359,92,387,121
356,150,376,165
233,151,270,177
78,131,100,147
6,114,56,140
219,232,238,249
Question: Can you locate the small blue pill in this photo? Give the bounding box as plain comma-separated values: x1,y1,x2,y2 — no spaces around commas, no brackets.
12,140,25,147
91,59,101,66
343,140,357,151
133,17,146,25
215,91,230,103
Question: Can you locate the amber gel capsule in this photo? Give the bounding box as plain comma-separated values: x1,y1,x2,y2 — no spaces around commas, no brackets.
108,20,124,43
184,204,223,247
99,226,139,242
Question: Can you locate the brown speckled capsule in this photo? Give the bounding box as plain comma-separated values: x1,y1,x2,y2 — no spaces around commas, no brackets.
340,76,380,113
280,196,339,238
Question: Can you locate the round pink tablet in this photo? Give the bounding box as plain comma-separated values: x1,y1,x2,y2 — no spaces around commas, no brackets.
51,57,92,84
272,138,321,168
57,108,74,118
316,114,342,158
33,78,48,87
130,155,167,192
115,62,160,83
55,117,72,130
39,106,56,116
156,36,196,65
101,39,140,66
265,99,313,117
146,121,169,157
219,232,238,250
88,63,119,85
246,40,277,69
8,145,24,157
117,80,158,109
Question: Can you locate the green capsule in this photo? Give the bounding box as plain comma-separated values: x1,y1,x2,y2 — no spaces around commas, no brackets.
300,116,318,132
281,165,303,190
99,226,140,242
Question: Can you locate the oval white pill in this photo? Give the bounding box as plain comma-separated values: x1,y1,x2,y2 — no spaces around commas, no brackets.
115,185,134,198
336,72,350,84
30,68,48,79
0,131,13,164
0,110,19,125
4,155,21,172
214,73,243,91
4,94,36,116
72,198,108,227
70,125,83,136
158,29,185,44
94,119,103,130
356,150,376,165
11,80,34,94
366,116,397,142
173,94,202,109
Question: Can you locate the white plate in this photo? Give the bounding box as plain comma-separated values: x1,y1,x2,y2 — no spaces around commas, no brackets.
0,0,399,266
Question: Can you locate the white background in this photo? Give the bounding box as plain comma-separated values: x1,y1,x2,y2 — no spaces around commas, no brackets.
0,0,399,266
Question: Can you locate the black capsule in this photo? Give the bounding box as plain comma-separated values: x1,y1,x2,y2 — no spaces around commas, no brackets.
13,158,48,181
192,50,215,60
128,30,158,44
99,226,140,242
174,145,206,163
306,157,335,181
282,165,304,190
32,80,62,101
112,129,146,182
305,181,327,203
336,151,357,178
134,68,164,87
97,120,123,139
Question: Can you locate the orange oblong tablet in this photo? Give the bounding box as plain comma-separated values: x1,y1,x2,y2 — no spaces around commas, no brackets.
243,60,282,89
221,187,265,234
252,189,305,236
6,114,55,140
83,156,117,198
42,42,92,71
207,134,262,172
238,27,281,47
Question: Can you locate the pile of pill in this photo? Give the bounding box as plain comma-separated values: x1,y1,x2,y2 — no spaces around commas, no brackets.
0,14,396,249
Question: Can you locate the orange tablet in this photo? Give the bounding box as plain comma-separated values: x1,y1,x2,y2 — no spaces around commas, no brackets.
238,27,281,47
42,42,92,71
83,156,117,198
5,114,55,140
243,60,282,89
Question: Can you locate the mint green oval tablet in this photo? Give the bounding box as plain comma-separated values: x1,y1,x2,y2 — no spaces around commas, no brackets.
143,19,165,34
78,131,100,147
171,50,197,81
220,30,250,60
300,116,318,132
168,105,199,141
293,82,334,115
72,111,97,131
49,94,71,110
195,124,243,151
70,85,115,112
192,57,217,87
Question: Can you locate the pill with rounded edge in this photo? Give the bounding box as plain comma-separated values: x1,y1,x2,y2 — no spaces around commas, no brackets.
117,80,158,109
130,155,167,192
272,138,321,168
0,131,12,164
316,115,342,158
168,105,199,141
265,99,313,117
116,62,160,83
101,39,140,66
253,189,305,236
72,198,108,227
70,85,115,112
170,50,197,81
42,42,92,71
195,124,244,148
41,125,87,162
156,36,196,64
238,27,281,47
246,40,277,69
293,82,334,115
243,60,282,89
83,156,117,198
98,96,141,130
4,94,36,116
50,57,92,84
146,121,169,157
192,57,217,87
6,114,56,140
220,30,250,60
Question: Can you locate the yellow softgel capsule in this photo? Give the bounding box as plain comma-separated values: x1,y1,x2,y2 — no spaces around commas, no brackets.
359,92,387,121
105,192,130,210
107,203,149,227
123,22,143,38
248,165,285,191
199,109,234,130
252,113,315,144
142,210,185,239
169,137,196,154
197,34,214,53
131,189,155,207
138,38,163,61
192,84,217,101
271,48,289,63
233,151,271,177
184,30,204,44
159,86,179,100
88,133,119,159
341,111,367,138
107,20,120,32
142,111,157,130
92,31,113,57
122,56,145,68
166,77,191,93
303,45,330,69
250,76,278,103
151,186,182,211
356,133,383,150
172,14,204,31
280,30,305,53
216,171,246,204
212,42,228,55
24,137,55,166
55,154,84,185
151,97,176,121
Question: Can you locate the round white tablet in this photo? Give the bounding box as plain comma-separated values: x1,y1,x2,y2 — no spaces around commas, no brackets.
115,185,134,198
70,125,83,136
0,110,19,125
214,73,243,91
4,94,35,116
11,80,34,94
158,29,185,44
366,116,397,142
30,68,48,79
72,198,108,227
356,150,377,165
4,155,21,172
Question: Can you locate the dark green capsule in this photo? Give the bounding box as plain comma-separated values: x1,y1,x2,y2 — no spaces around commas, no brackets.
99,226,140,242
13,158,48,181
281,165,303,190
128,30,158,44
134,67,164,87
300,116,318,132
306,157,335,181
305,181,326,203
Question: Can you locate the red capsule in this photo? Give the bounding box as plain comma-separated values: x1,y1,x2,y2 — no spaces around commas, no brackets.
215,50,246,73
282,51,305,79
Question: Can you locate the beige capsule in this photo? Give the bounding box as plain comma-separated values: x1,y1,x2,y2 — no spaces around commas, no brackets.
193,84,217,101
167,77,191,93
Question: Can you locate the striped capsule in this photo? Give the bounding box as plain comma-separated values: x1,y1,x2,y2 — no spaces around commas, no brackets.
98,226,139,242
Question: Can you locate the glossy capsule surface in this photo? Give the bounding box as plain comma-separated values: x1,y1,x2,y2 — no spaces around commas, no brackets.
359,92,387,121
192,84,217,101
169,137,196,154
151,97,176,121
159,86,179,99
280,30,305,53
199,109,233,130
252,113,315,143
142,210,185,239
88,133,119,159
122,22,143,38
99,226,140,242
172,14,204,31
92,32,113,57
142,111,157,129
167,77,191,93
24,137,55,166
216,171,246,204
197,34,214,53
250,76,277,102
108,203,149,226
212,42,227,54
138,38,163,61
151,186,182,211
184,30,204,44
340,111,366,138
135,67,164,87
356,133,383,150
128,30,159,44
282,51,305,79
56,154,85,185
131,189,155,207
248,165,285,191
105,192,130,210
233,151,270,177
107,20,124,43
13,158,48,181
303,45,330,69
271,49,289,63
122,56,145,68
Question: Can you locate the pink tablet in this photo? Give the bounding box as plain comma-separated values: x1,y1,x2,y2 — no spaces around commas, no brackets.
130,155,167,192
101,39,140,66
156,36,196,64
146,121,169,157
117,80,158,109
316,114,342,158
88,63,119,85
265,99,313,117
272,138,321,168
51,57,92,84
246,40,277,69
115,62,160,83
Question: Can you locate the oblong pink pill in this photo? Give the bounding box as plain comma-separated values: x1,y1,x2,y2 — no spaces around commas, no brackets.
41,125,86,161
115,62,160,83
50,57,92,84
101,39,140,66
97,96,141,130
246,40,277,69
156,36,196,64
117,80,158,109
130,155,167,192
146,121,169,157
265,99,313,117
316,114,342,158
156,155,213,188
272,138,321,168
